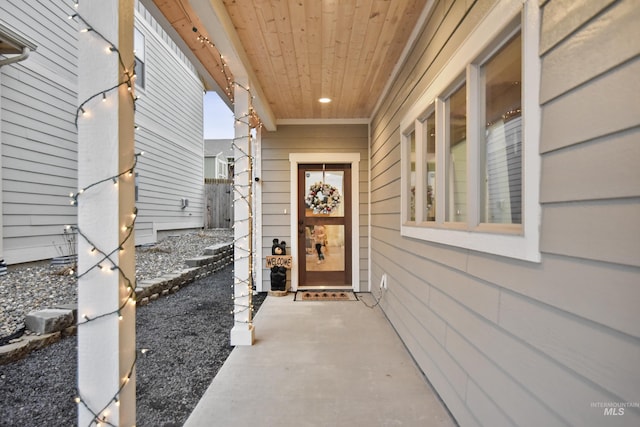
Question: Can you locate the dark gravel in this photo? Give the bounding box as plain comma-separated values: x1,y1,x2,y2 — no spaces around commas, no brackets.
0,265,266,426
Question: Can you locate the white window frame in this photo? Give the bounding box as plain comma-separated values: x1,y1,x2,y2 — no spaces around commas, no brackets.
134,27,146,90
400,0,541,262
215,156,229,179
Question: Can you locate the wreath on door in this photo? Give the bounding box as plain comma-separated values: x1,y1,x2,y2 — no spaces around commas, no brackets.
305,182,341,214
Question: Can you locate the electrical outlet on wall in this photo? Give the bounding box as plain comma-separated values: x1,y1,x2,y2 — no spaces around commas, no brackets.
379,273,388,290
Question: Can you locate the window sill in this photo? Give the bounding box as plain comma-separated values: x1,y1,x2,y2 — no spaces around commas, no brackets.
401,223,540,262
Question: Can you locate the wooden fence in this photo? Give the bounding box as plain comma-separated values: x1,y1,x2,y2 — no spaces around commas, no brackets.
204,178,233,228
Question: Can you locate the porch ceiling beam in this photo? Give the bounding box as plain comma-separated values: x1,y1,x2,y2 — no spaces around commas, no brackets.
190,0,276,131
138,0,229,104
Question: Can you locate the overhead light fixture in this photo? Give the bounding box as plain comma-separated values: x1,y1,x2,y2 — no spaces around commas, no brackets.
318,97,331,103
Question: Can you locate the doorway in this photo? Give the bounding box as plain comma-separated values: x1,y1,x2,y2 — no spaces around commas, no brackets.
297,164,352,287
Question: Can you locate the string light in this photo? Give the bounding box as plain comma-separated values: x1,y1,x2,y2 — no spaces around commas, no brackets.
75,349,147,426
68,4,267,422
191,26,235,101
69,6,144,425
228,83,265,333
69,11,138,129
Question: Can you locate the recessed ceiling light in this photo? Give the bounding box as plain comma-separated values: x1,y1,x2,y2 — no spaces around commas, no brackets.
318,97,331,103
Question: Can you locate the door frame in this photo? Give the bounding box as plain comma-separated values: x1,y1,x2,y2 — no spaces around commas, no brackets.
298,163,352,286
289,153,360,292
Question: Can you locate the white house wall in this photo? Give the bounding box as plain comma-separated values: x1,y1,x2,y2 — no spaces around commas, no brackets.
133,2,205,244
0,0,78,264
370,0,640,426
0,0,205,264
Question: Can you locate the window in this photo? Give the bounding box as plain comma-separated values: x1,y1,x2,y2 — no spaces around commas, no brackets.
135,172,139,202
407,128,416,222
400,0,540,262
423,109,436,221
446,82,467,223
215,156,229,179
479,32,522,225
134,27,145,89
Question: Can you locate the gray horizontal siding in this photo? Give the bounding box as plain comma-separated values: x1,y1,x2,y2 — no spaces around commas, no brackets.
370,0,640,426
2,0,77,82
1,0,205,262
540,127,640,202
1,0,79,263
539,0,639,104
132,9,205,244
540,57,640,152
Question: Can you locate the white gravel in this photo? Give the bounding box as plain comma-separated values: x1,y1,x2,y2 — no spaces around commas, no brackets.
0,229,233,340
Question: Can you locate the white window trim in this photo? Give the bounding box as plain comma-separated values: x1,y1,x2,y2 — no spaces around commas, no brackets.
400,0,541,262
289,153,361,291
133,26,146,92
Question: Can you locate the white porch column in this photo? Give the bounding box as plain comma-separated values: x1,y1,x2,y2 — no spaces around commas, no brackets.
0,80,4,274
253,126,263,291
76,1,137,425
230,77,255,346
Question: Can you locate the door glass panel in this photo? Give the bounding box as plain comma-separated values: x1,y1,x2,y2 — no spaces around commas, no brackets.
305,225,345,272
305,170,344,217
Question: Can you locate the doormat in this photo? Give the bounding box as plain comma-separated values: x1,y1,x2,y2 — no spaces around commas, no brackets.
295,291,357,301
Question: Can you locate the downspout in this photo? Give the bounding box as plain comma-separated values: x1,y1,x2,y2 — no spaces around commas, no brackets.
0,46,31,68
0,47,31,274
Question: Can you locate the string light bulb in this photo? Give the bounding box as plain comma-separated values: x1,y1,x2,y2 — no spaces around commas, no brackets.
69,10,144,412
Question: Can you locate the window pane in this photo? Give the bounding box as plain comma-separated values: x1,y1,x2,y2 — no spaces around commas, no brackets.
305,170,344,217
134,28,145,89
305,224,345,272
481,32,522,224
408,131,416,222
134,58,145,89
424,111,436,221
446,83,467,222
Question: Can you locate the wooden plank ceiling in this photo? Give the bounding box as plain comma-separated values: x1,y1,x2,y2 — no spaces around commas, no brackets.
153,0,427,121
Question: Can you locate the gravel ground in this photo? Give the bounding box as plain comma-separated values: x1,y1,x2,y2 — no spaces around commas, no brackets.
0,229,267,425
0,261,266,426
1,229,234,340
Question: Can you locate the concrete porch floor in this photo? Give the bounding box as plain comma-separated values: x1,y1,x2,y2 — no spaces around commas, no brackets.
184,293,457,427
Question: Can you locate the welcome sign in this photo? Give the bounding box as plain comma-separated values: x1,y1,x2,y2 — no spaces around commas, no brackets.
266,255,293,269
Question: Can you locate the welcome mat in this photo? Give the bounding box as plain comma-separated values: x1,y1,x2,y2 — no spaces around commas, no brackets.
295,291,357,301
